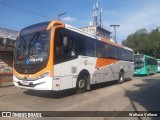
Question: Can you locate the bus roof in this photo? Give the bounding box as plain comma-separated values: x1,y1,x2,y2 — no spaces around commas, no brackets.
20,21,50,35
134,54,157,59
19,20,133,52
65,23,133,51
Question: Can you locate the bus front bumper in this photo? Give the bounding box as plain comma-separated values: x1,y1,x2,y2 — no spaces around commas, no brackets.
13,76,60,91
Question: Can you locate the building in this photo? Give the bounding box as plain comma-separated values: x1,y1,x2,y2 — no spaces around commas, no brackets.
0,27,18,52
0,27,18,80
80,25,111,41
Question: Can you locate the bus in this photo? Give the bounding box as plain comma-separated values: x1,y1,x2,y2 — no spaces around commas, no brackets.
13,20,134,93
157,59,160,73
134,54,158,76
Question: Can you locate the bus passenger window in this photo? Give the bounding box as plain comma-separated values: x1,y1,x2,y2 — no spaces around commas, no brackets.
54,28,78,64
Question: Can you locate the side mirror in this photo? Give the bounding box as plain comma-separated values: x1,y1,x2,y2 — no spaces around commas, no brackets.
63,37,68,48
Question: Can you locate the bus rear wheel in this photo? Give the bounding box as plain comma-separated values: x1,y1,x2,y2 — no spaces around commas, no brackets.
118,71,124,84
76,74,87,93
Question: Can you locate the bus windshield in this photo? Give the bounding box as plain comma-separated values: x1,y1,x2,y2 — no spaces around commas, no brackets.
14,30,50,64
134,55,144,68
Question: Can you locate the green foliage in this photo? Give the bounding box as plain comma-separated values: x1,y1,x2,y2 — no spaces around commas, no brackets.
122,28,160,59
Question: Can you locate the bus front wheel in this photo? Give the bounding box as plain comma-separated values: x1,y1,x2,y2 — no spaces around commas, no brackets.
76,74,87,93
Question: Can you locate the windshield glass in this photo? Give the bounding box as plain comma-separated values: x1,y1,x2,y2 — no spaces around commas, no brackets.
134,55,144,68
14,30,50,64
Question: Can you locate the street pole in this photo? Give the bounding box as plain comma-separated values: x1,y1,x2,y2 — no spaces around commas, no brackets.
110,25,120,43
58,12,66,20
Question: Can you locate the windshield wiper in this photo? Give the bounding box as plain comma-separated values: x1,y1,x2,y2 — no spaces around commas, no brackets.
29,32,40,47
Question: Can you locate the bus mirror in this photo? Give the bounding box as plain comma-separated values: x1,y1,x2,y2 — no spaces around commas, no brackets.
63,37,68,48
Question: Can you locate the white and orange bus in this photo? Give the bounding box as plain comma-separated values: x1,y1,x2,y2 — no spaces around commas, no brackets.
13,20,134,93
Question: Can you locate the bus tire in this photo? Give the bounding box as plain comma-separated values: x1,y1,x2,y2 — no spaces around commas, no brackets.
76,74,87,93
118,71,124,84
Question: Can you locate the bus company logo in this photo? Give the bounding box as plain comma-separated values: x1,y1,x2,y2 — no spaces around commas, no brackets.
26,58,30,65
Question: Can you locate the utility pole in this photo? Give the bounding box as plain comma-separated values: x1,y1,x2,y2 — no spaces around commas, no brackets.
110,25,120,43
93,3,99,26
58,12,66,20
99,8,103,27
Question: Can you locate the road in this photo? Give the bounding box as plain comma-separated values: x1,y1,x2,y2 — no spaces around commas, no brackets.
0,74,160,120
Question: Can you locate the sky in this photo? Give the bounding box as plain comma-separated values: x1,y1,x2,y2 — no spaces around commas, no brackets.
0,0,160,44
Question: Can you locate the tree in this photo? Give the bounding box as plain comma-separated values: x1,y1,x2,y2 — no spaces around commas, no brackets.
122,28,160,58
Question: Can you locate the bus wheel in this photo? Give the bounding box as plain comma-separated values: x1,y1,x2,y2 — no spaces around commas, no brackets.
76,74,87,93
118,71,124,84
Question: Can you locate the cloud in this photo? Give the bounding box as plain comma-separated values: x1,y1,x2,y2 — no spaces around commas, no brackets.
103,1,160,43
62,16,77,22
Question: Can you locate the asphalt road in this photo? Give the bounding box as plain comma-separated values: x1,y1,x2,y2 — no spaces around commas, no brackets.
0,74,160,120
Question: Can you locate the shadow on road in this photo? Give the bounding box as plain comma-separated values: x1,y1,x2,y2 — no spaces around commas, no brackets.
124,78,160,120
91,78,131,91
23,79,132,99
133,75,146,77
23,89,76,99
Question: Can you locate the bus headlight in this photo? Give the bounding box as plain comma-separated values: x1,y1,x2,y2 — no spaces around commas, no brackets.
39,72,50,78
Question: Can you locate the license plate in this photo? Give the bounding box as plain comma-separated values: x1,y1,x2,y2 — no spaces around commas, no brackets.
21,80,29,85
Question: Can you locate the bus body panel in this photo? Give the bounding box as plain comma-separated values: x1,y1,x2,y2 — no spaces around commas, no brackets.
54,56,97,90
13,20,134,91
54,56,134,90
134,55,157,75
13,76,54,90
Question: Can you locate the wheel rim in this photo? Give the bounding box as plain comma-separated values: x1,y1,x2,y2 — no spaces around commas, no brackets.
78,79,85,88
120,75,123,82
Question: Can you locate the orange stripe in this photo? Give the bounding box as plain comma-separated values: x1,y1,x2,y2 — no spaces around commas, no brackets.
46,20,64,30
101,37,125,49
96,58,119,68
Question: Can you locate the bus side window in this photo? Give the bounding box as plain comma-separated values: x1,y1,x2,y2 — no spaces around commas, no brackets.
85,39,96,57
96,41,108,58
75,38,85,56
63,37,76,57
108,45,116,59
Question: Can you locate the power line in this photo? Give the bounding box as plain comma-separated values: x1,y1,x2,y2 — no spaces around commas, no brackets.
0,0,53,19
0,23,20,30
